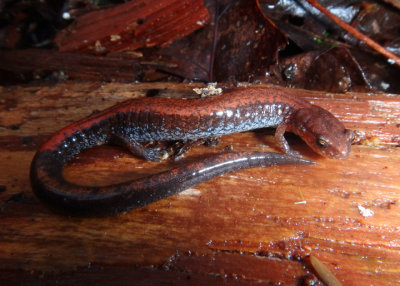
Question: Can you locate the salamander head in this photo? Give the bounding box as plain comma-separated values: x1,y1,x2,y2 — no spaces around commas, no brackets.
289,106,353,159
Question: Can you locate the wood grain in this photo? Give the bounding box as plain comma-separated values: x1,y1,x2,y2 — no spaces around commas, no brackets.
1,82,400,285
54,0,209,53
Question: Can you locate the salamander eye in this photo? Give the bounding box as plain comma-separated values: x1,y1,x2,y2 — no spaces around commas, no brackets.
316,136,330,148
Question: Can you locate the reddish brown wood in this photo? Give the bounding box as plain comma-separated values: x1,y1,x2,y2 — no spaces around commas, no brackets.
0,49,143,82
55,0,209,54
1,82,400,285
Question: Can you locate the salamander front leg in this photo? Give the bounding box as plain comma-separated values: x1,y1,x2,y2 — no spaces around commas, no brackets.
275,122,301,157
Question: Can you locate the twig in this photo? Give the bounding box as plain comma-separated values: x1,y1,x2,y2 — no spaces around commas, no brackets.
305,0,400,67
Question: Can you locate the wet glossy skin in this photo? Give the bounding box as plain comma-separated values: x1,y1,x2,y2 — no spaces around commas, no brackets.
30,87,351,215
287,105,353,159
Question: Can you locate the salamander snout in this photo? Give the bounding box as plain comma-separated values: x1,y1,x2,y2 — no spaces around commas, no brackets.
290,107,353,159
312,129,353,159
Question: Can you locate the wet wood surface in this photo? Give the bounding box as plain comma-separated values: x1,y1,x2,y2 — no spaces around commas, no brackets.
1,82,400,285
0,49,144,83
54,0,209,53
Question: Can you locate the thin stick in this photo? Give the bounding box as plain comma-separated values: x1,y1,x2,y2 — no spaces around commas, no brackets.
305,0,400,67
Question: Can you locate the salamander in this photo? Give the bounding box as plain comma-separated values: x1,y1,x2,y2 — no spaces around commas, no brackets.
30,87,352,215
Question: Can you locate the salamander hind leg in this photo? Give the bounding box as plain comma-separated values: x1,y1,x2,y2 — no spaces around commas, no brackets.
171,138,217,159
111,133,222,161
110,133,173,161
204,137,220,147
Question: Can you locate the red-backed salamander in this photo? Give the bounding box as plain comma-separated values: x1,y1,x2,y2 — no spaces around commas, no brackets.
30,87,352,215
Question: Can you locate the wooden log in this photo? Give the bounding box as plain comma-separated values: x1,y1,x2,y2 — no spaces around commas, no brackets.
55,0,209,53
0,82,400,285
0,49,144,83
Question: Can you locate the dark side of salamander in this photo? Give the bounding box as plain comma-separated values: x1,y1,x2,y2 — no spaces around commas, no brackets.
30,87,352,215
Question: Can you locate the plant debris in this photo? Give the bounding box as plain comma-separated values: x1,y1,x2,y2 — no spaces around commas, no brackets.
0,0,399,92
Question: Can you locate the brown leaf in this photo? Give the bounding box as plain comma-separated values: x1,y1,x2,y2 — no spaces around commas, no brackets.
141,0,288,82
212,0,287,81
